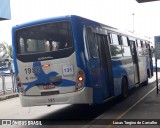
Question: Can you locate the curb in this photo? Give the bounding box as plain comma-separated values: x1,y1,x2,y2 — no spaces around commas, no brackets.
0,93,19,101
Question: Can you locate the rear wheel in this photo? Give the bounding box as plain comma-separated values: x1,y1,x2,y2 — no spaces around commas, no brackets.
121,77,128,99
143,78,148,86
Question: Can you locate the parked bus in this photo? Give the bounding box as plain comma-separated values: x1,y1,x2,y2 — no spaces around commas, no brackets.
12,15,153,107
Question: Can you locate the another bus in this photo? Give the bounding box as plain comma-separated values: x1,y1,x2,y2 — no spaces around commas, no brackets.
12,15,153,107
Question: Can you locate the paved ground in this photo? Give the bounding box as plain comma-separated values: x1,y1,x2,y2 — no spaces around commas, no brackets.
87,74,160,128
1,72,160,128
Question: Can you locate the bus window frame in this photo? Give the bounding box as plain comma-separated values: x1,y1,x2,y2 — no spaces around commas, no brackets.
15,20,75,62
109,32,123,58
86,27,100,59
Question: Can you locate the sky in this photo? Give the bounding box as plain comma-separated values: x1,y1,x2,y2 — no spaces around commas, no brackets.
0,0,160,45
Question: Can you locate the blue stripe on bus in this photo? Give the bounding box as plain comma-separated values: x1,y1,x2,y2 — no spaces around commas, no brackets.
23,61,76,92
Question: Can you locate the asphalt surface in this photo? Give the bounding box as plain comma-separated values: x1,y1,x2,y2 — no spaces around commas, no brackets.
1,73,160,128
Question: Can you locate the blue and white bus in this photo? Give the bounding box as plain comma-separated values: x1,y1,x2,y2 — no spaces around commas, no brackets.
12,15,153,107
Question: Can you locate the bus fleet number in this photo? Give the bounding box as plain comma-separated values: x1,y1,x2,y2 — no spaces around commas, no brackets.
24,67,40,74
48,98,55,102
63,65,74,75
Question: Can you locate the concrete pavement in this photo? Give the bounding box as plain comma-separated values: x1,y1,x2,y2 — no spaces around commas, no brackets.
0,74,18,101
0,92,19,101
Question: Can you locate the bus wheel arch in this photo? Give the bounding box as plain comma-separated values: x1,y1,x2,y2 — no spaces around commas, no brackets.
121,76,129,99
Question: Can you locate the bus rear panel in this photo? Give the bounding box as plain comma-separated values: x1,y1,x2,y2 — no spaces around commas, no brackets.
13,17,92,107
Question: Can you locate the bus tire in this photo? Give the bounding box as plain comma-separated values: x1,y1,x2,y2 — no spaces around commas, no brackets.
147,69,151,78
143,78,148,86
121,77,128,99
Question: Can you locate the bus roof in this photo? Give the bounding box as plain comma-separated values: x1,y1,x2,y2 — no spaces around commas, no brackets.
12,15,72,29
12,15,151,43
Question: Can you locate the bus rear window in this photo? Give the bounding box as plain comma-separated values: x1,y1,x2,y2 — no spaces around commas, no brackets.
16,21,73,55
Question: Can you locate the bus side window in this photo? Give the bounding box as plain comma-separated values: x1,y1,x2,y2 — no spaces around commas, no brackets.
109,33,122,57
121,36,128,46
86,27,99,58
139,40,144,56
121,36,131,57
144,42,149,55
111,33,119,45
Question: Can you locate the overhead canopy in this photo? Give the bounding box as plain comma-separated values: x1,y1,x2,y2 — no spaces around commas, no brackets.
136,0,159,3
0,0,11,20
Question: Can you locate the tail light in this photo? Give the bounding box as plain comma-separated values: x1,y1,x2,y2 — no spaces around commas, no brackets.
75,69,85,91
16,76,24,94
78,76,84,82
17,83,22,87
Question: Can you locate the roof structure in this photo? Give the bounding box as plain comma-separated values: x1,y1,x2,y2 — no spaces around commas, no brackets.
0,0,11,20
136,0,159,3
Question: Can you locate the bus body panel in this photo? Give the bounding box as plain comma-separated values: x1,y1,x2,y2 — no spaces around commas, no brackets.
16,53,78,96
20,87,93,107
111,57,135,96
70,16,110,103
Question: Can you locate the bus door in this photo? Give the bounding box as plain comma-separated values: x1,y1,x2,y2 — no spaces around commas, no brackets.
130,40,140,84
148,44,154,77
96,34,114,98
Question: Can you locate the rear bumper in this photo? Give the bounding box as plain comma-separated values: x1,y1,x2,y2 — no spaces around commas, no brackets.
20,87,93,107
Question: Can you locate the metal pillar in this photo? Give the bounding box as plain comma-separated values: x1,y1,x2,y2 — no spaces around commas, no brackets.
1,72,6,94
